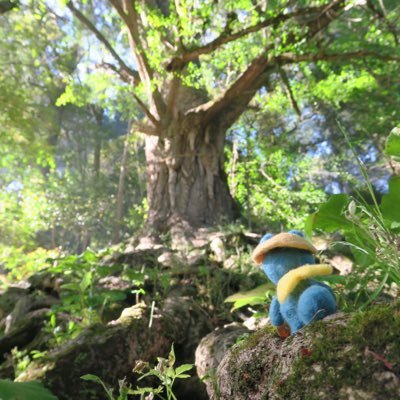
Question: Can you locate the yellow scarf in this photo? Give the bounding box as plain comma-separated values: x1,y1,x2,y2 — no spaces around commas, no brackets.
277,264,333,303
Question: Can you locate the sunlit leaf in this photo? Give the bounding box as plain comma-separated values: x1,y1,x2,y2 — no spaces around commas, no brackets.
225,283,274,310
308,195,352,233
381,177,400,225
384,127,400,157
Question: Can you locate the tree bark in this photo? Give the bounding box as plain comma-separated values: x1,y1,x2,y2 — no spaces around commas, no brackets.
145,109,236,231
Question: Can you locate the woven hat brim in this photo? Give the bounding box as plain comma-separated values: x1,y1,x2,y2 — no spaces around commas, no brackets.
252,232,317,265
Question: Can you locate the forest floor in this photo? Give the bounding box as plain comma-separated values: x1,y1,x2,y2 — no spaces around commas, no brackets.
0,228,399,399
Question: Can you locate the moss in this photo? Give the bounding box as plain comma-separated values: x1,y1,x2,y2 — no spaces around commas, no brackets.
226,325,286,397
232,324,279,355
277,301,400,399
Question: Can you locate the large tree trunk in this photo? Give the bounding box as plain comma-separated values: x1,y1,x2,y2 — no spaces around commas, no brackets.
145,111,235,231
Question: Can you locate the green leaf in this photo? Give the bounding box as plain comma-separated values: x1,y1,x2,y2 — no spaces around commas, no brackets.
225,283,274,303
82,250,98,263
304,214,314,239
381,177,400,225
309,194,351,233
224,283,274,311
79,271,92,292
168,344,176,367
0,379,58,400
384,127,400,157
60,283,80,291
80,374,103,383
175,364,193,376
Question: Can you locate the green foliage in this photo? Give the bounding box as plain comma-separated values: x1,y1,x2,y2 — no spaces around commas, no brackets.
48,249,128,327
306,129,400,310
311,69,377,108
80,374,120,400
81,345,193,400
132,344,193,400
385,127,400,159
224,283,275,311
0,246,58,283
0,379,58,400
226,116,326,230
125,198,149,233
0,172,50,248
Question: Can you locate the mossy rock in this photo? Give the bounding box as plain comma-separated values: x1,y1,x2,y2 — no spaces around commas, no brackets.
17,296,211,400
213,301,400,400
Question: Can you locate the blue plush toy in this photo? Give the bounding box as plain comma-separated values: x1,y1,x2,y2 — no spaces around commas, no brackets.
252,230,336,334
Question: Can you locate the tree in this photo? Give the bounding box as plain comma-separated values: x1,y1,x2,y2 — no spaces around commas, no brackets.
59,0,398,233
0,3,147,251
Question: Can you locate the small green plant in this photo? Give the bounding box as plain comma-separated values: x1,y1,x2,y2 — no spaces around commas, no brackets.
49,249,127,326
10,348,49,381
45,312,80,345
11,348,31,379
305,126,400,310
132,345,193,400
80,374,130,400
81,345,193,400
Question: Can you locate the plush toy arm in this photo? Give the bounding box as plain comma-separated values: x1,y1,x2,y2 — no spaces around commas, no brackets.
269,296,284,326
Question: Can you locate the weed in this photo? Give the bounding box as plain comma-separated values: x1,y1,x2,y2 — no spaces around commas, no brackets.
306,126,400,310
81,345,193,400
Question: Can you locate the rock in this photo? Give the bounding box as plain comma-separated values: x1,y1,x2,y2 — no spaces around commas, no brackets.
0,308,50,362
186,248,206,267
157,251,182,268
195,323,250,396
223,255,239,270
210,237,225,263
18,295,212,400
330,255,353,275
242,316,270,331
208,302,400,400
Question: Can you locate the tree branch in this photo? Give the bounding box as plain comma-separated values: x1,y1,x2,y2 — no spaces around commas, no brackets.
96,62,159,125
67,1,138,82
273,50,400,65
132,93,160,126
278,65,301,117
133,122,159,136
366,0,399,46
0,0,18,14
109,0,166,116
166,2,343,71
192,0,347,126
97,62,139,85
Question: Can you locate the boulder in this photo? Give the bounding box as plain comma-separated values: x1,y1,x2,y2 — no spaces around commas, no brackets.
18,295,212,400
204,302,400,399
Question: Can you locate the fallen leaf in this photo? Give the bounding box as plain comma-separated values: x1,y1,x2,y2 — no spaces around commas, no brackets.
300,347,313,357
277,324,291,339
366,349,394,371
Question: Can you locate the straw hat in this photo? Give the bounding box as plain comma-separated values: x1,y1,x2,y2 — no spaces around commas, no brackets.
252,232,317,265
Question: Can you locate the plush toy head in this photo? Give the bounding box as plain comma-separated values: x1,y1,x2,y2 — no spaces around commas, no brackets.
252,230,317,284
